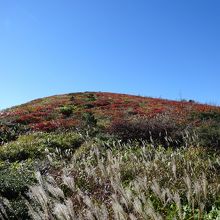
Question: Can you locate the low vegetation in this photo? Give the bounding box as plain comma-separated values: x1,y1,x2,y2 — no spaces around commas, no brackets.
0,92,220,219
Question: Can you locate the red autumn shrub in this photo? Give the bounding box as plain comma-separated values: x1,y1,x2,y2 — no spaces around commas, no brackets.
15,115,42,125
31,121,59,132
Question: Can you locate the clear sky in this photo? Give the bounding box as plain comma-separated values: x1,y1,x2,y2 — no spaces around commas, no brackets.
0,0,220,110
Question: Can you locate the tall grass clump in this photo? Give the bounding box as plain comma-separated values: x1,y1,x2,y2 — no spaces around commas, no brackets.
23,139,220,220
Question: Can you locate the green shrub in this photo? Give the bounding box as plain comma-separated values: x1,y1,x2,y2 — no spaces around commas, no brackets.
197,123,220,148
191,111,220,122
69,95,75,102
0,122,26,145
84,103,95,109
204,206,220,219
59,106,73,117
0,135,45,162
6,198,30,220
82,112,97,127
0,161,35,198
0,161,35,219
0,132,84,162
42,131,84,151
85,93,96,101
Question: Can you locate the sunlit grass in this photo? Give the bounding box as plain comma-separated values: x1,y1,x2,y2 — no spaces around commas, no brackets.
22,140,220,219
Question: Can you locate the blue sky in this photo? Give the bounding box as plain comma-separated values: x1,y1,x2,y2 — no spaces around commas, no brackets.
0,0,219,109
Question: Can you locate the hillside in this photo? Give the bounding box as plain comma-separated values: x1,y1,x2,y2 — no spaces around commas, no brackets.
1,92,220,132
0,92,220,219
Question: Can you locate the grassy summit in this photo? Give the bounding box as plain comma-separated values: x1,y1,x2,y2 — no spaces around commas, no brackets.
0,92,220,219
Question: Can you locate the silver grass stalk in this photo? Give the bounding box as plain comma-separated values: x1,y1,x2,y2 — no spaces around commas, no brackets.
163,188,173,204
65,198,76,219
199,202,205,219
62,175,75,191
183,173,192,205
112,199,127,220
35,171,43,186
53,201,76,220
133,197,143,216
201,173,208,200
25,201,46,220
28,185,49,220
173,193,182,220
172,159,177,180
145,199,163,220
45,183,65,200
194,180,201,204
98,159,106,178
129,213,138,220
0,197,11,220
151,180,164,203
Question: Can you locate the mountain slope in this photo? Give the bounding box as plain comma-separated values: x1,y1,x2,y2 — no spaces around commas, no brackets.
1,92,220,219
1,92,220,132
